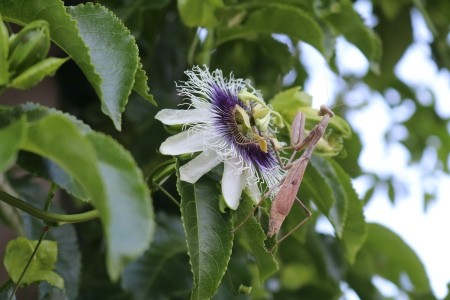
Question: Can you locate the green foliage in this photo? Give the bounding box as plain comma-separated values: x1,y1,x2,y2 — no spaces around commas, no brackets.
307,156,367,263
0,0,448,298
8,57,69,90
233,196,278,283
4,237,64,289
216,5,325,55
0,0,155,129
0,13,8,86
66,3,155,128
269,86,352,156
316,0,382,68
178,174,233,299
0,18,69,92
0,115,25,172
347,223,433,299
178,0,224,27
9,173,82,299
122,214,191,299
403,103,450,173
0,103,155,281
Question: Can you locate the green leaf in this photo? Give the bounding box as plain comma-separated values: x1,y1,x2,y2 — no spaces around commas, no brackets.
8,57,69,90
86,131,155,278
9,175,81,300
122,214,191,300
210,37,293,95
4,237,64,289
376,8,413,78
276,230,342,297
217,5,324,55
301,160,334,216
335,129,363,178
308,157,366,263
357,223,432,293
17,153,89,201
269,89,352,140
0,0,155,130
270,86,313,120
444,284,450,300
177,0,224,27
133,61,156,105
329,159,366,263
21,113,103,204
377,0,410,19
178,175,233,300
310,156,347,237
387,178,396,203
314,0,381,66
346,262,384,300
233,196,278,283
314,0,381,63
39,226,80,300
0,13,8,86
0,115,26,173
0,111,25,230
402,104,450,173
66,3,140,130
14,104,154,280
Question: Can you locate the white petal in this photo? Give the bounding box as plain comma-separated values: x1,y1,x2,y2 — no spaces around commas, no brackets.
160,130,208,155
245,174,261,204
221,160,246,210
179,151,222,183
155,108,211,125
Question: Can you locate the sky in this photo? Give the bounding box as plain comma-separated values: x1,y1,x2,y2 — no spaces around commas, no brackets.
301,1,450,298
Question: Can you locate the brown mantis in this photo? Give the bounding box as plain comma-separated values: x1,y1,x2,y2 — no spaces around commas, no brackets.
235,105,335,248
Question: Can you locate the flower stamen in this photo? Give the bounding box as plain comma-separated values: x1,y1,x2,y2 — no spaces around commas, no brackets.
156,66,286,209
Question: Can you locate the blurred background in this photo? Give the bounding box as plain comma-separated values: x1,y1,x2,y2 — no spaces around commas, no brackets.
302,3,450,297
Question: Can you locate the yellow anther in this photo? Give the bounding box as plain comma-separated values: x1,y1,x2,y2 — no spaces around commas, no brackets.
258,139,268,153
235,105,251,129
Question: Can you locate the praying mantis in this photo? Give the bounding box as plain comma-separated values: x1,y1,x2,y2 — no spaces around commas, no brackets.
267,105,334,242
235,105,335,248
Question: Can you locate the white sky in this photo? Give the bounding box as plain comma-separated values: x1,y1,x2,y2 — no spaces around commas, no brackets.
301,2,450,298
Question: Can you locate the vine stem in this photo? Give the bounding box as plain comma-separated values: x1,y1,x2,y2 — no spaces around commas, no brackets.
0,191,99,225
148,159,179,207
43,183,58,211
5,184,98,298
9,226,49,300
187,29,200,66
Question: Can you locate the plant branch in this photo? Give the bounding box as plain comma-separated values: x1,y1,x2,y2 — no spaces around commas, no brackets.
43,183,58,211
0,191,99,226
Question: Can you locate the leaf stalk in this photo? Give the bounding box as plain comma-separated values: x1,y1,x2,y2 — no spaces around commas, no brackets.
0,190,99,225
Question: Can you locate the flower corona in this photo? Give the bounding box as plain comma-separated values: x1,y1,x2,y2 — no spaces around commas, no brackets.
156,66,285,209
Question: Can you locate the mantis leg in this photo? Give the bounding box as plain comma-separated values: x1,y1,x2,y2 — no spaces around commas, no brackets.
231,177,285,233
269,197,312,252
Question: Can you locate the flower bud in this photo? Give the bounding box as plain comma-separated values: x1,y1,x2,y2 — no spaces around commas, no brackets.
8,20,50,77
